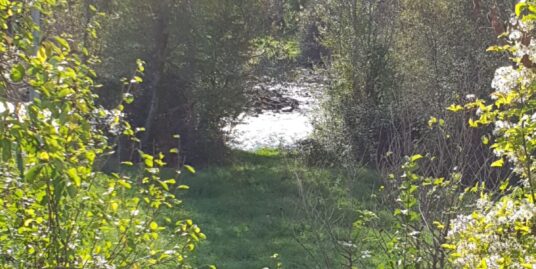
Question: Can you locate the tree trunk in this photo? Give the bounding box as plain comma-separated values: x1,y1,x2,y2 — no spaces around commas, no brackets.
141,1,170,151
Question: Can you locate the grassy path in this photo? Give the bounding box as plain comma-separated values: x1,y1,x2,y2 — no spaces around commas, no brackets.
179,150,305,268
174,149,379,268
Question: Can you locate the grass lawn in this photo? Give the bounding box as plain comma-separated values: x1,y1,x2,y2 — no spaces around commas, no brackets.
170,149,383,268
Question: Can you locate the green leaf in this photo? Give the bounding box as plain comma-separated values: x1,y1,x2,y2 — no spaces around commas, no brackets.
479,259,488,269
25,164,43,182
38,152,50,162
142,153,154,168
85,151,96,163
184,165,195,174
499,179,510,191
57,88,74,98
67,168,81,187
54,36,70,51
433,221,445,230
491,158,504,168
130,76,143,84
150,221,159,231
0,0,9,9
410,154,423,162
136,59,145,72
123,93,134,104
433,177,444,186
447,104,463,112
468,118,478,128
117,179,132,189
10,64,25,82
428,116,437,127
159,180,169,191
36,47,48,63
24,219,34,227
516,2,527,16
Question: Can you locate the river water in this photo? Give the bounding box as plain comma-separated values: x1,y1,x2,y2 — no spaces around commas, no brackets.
224,72,325,151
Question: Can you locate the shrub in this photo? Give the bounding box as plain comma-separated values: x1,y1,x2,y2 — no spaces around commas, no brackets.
0,1,203,268
445,2,536,266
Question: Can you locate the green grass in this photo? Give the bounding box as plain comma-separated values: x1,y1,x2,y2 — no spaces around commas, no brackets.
170,149,382,268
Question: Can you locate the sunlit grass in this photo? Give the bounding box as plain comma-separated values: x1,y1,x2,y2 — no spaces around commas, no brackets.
162,149,386,268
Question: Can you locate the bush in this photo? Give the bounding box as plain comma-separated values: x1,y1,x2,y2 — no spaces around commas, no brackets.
379,2,536,267
0,2,203,268
445,2,536,266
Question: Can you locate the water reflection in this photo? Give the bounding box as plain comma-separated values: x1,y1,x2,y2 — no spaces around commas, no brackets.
225,76,324,151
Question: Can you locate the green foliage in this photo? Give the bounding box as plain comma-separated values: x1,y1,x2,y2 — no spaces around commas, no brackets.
443,2,536,266
98,0,268,164
0,1,203,268
310,0,507,170
287,151,387,268
303,1,536,267
378,1,536,267
378,154,472,268
251,36,301,62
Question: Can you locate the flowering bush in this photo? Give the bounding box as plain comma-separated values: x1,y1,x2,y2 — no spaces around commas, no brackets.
445,1,536,267
446,195,535,268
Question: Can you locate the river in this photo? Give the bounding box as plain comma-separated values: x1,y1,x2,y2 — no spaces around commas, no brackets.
224,70,325,151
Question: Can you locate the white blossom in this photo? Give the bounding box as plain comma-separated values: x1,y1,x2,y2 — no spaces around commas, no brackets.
492,66,521,94
510,30,523,41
